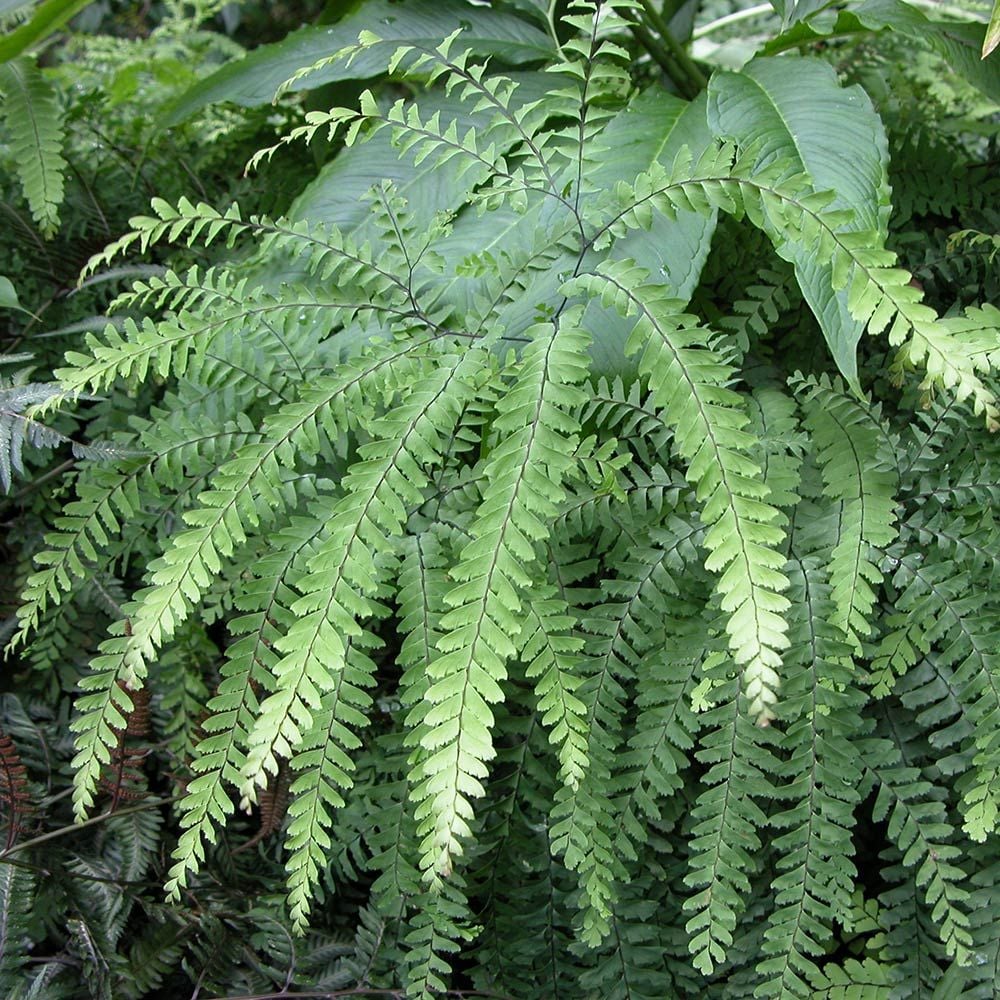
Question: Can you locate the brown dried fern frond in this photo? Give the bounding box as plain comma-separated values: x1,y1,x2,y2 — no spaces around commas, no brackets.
0,730,34,849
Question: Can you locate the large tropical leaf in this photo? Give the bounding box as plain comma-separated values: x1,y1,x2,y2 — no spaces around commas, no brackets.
588,88,718,301
0,0,91,62
287,72,555,236
768,0,834,30
854,0,1000,101
707,56,890,391
164,0,553,124
0,275,29,314
583,89,718,376
765,0,1000,101
986,0,999,58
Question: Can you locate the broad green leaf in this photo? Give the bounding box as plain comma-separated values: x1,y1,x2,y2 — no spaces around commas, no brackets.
282,73,556,357
708,57,891,392
585,89,718,376
768,0,835,30
0,274,39,319
0,0,91,63
432,90,719,379
163,0,553,124
986,0,999,58
765,0,1000,101
588,88,717,299
0,275,27,313
248,72,554,365
854,0,1000,101
288,72,555,235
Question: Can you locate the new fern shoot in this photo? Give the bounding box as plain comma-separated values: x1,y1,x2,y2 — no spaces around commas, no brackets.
7,0,1000,996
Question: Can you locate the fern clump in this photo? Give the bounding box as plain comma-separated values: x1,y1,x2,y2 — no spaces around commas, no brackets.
7,0,1000,995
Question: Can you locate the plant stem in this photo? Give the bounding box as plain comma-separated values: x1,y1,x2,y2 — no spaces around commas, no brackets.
545,0,565,55
0,795,178,858
637,0,707,92
693,2,773,39
209,991,515,1000
629,21,695,97
693,0,978,45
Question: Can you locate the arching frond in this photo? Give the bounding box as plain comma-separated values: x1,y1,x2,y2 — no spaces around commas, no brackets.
413,311,591,882
571,262,789,721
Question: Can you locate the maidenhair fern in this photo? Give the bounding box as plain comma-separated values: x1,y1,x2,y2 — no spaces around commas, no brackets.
9,0,1000,995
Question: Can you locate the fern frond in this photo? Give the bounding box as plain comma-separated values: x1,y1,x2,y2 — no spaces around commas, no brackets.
265,28,586,216
403,880,475,1000
413,311,591,882
608,618,701,865
284,632,381,930
595,147,1000,426
718,266,794,355
165,510,331,899
0,730,32,849
746,384,803,514
57,282,408,399
581,375,675,463
15,412,264,647
948,227,1000,264
877,855,949,994
0,56,66,237
964,846,1000,996
571,261,790,721
79,198,412,310
363,738,423,917
683,653,781,975
76,338,450,822
0,864,35,990
240,348,484,806
805,957,891,998
873,553,1000,842
548,596,633,947
105,805,162,886
755,558,867,997
397,530,451,749
576,878,668,1000
552,522,705,945
519,589,589,790
795,374,898,651
867,736,973,963
538,0,636,211
0,381,73,492
121,913,188,1000
240,353,484,928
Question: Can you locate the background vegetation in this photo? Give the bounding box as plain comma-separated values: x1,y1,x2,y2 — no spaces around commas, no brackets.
0,0,998,996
